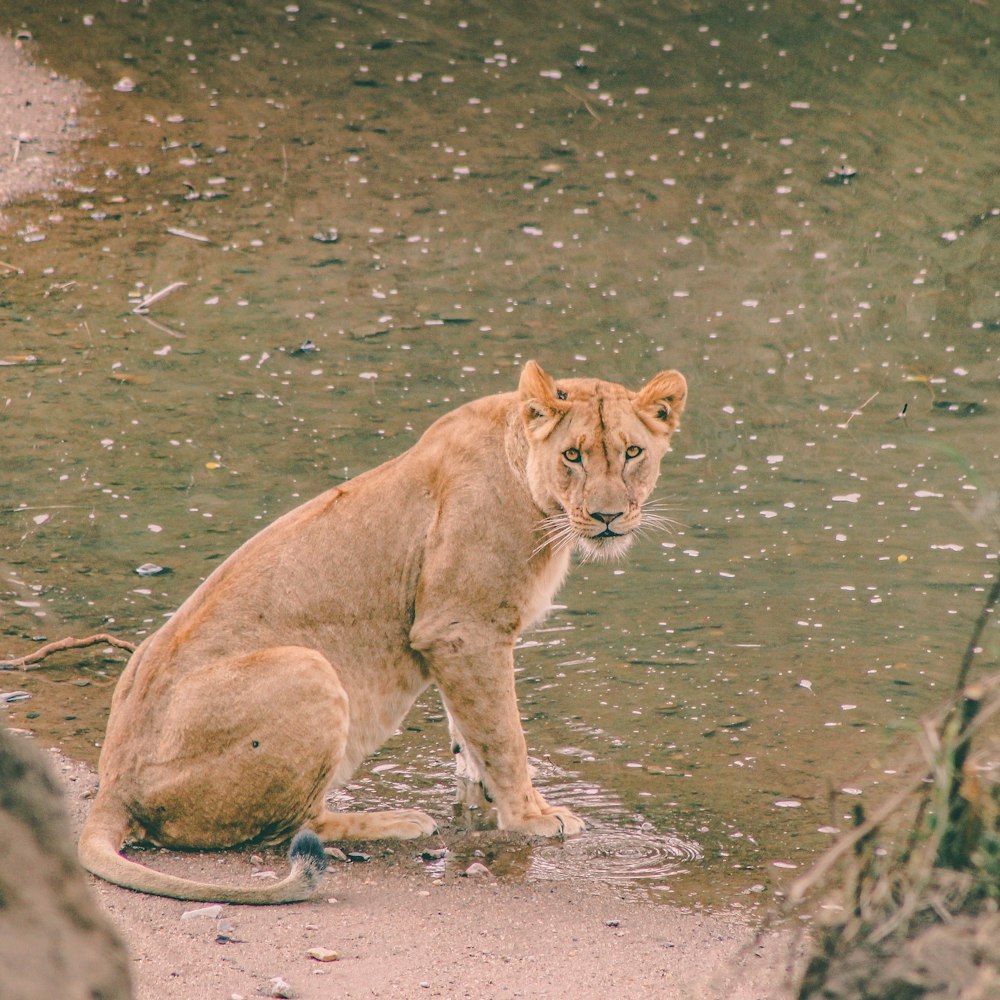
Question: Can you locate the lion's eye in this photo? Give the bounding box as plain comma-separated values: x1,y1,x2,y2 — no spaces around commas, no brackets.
562,447,582,464
625,445,643,460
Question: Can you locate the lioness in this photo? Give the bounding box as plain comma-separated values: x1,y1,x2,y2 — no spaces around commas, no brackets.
79,360,687,903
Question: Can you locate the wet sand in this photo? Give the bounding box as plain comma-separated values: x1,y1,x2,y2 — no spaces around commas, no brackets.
50,748,797,1000
0,35,84,213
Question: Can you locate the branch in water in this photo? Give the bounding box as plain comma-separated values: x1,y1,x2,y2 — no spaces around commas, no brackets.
0,633,136,670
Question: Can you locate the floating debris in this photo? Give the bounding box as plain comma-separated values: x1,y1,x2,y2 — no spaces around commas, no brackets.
166,227,211,243
932,400,983,417
131,281,187,314
823,165,858,185
0,691,31,703
290,339,319,356
134,563,170,577
113,76,136,93
310,228,340,243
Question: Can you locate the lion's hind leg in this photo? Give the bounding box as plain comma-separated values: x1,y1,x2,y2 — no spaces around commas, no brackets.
133,645,350,849
308,807,437,842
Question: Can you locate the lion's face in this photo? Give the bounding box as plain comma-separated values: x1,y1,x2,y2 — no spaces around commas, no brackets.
519,361,688,563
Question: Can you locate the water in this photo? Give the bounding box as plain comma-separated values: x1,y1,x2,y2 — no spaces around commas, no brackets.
1,0,998,903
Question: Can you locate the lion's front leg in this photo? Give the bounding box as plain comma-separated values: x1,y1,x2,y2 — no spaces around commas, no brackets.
426,635,585,839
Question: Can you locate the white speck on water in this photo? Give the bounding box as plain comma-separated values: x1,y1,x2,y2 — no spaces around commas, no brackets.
774,800,801,808
153,345,171,357
32,513,50,525
684,453,706,460
798,679,814,693
204,296,219,305
913,490,943,498
683,549,700,557
931,543,964,552
941,230,959,242
841,704,857,711
789,100,811,110
358,372,378,380
540,69,562,79
841,787,863,796
100,438,114,449
766,454,783,465
148,524,163,533
772,861,798,870
760,511,777,519
741,299,759,308
832,493,861,503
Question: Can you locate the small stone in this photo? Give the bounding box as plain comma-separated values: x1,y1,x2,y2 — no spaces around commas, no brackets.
250,854,265,866
267,977,294,999
306,947,339,963
180,904,224,920
461,862,491,877
113,76,136,93
135,562,170,576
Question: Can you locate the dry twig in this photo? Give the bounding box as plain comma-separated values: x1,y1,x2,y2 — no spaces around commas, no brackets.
0,633,136,670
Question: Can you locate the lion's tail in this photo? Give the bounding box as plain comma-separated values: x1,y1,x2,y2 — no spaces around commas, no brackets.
78,798,328,905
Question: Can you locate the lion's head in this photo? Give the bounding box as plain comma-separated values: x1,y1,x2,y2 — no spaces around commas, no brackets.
518,360,688,562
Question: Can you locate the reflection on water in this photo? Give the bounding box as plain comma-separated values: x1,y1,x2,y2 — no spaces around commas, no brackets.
1,0,997,902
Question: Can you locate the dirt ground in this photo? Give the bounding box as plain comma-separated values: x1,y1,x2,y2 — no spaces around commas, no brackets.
1,32,799,1000
47,748,797,1000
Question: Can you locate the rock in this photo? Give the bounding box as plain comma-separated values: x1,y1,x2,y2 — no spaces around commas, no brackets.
461,861,491,877
267,977,295,998
180,904,224,920
306,947,339,962
0,729,131,1000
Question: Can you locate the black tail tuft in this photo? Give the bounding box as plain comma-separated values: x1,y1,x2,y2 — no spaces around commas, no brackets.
289,829,328,888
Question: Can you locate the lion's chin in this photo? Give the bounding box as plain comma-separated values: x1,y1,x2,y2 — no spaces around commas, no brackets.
575,532,635,564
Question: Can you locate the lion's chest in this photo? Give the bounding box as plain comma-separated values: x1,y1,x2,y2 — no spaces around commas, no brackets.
520,546,573,632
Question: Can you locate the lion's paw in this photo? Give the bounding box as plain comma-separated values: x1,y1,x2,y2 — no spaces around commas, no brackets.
375,809,439,840
504,806,586,839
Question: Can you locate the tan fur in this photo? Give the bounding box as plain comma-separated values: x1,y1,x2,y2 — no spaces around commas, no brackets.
78,361,687,903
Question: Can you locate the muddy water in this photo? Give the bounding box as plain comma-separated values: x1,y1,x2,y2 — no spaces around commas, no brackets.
2,0,998,902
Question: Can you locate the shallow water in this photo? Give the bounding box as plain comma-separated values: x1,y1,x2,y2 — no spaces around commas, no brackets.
2,0,998,903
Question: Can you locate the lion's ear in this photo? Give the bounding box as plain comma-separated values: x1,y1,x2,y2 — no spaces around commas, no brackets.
518,360,568,440
634,369,687,434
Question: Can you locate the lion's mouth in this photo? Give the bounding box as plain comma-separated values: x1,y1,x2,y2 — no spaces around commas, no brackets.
594,528,622,539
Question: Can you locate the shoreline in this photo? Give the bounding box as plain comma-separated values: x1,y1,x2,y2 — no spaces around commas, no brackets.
0,34,86,216
50,745,798,1000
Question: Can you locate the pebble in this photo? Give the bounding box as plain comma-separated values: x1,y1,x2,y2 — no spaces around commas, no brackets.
268,978,294,999
461,862,491,877
306,947,339,962
180,904,224,920
135,563,170,576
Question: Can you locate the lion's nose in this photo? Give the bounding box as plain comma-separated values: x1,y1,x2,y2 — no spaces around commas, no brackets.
590,511,623,525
